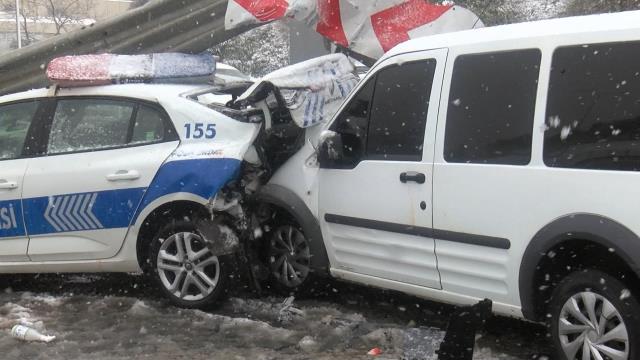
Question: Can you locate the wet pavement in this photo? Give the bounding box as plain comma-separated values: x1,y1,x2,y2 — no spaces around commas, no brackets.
0,273,551,359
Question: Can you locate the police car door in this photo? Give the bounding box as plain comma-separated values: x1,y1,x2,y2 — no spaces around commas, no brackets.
0,100,41,262
318,50,446,289
21,97,179,261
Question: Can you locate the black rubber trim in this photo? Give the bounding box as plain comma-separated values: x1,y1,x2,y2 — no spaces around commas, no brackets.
255,184,330,275
519,213,640,321
324,214,511,250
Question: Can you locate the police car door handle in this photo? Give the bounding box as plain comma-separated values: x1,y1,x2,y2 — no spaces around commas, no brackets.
0,180,18,190
106,170,140,182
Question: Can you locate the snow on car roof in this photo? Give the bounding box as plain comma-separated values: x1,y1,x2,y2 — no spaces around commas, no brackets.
0,83,208,104
385,10,640,59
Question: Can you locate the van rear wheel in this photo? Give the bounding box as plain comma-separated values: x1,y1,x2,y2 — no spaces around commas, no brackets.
548,269,640,360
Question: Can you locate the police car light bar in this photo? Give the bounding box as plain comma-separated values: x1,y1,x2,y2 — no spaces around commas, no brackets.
46,53,216,87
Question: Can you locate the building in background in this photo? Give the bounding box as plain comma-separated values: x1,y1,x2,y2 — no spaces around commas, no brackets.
0,0,132,51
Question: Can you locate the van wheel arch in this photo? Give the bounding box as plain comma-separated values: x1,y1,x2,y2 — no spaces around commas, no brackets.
520,213,640,321
255,184,330,276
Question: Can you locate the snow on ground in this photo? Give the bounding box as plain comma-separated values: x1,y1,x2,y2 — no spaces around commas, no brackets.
0,274,550,360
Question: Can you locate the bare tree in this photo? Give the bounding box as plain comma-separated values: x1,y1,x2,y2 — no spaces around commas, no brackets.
561,0,640,16
0,0,36,44
1,0,93,39
43,0,93,34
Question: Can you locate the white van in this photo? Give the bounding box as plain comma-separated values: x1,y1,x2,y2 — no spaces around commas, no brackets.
256,10,640,360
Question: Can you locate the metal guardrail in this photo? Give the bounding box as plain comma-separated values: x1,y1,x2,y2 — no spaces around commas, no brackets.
0,0,255,96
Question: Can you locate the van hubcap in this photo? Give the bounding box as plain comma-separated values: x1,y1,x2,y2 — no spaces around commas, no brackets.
157,232,220,301
558,291,629,360
269,226,311,288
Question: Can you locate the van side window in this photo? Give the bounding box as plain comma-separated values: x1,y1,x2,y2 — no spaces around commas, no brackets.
329,77,375,168
544,41,640,171
366,60,436,161
328,59,436,168
444,49,541,165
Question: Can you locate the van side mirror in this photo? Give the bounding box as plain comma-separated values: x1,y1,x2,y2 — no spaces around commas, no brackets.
317,130,344,167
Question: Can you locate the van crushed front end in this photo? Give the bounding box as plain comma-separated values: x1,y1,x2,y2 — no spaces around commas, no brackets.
180,54,360,291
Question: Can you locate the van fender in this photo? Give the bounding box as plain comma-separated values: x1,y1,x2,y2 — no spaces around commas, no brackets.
519,213,640,320
255,184,330,275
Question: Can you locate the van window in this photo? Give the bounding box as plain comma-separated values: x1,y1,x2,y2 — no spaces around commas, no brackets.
328,59,436,168
366,60,436,161
328,77,375,169
444,49,541,165
544,41,640,171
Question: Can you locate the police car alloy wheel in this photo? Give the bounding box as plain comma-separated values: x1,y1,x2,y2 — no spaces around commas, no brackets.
150,220,229,308
548,270,640,360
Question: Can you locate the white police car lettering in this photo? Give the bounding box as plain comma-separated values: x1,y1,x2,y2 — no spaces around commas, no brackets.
184,123,216,139
0,204,17,230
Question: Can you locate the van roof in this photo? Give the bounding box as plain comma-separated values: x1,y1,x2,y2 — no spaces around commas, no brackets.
385,10,640,59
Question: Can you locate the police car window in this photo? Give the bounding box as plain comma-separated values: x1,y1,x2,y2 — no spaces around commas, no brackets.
366,60,436,161
0,101,39,160
131,105,165,144
544,41,640,171
48,99,134,154
444,49,541,165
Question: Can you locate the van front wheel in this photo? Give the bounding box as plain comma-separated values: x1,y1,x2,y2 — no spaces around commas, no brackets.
267,224,312,292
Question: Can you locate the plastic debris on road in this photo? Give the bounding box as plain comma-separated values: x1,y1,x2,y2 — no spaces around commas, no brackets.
225,0,483,59
11,324,56,343
46,53,216,87
237,53,359,128
367,347,382,356
278,296,305,322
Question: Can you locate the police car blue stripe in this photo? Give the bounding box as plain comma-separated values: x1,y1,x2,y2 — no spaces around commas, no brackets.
1,158,241,238
133,157,242,222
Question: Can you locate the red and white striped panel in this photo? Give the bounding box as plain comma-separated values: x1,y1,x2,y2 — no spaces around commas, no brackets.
225,0,483,59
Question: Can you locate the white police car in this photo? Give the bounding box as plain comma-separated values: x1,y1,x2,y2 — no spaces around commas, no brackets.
0,57,267,308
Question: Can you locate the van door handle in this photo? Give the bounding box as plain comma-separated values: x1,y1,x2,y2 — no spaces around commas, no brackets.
400,172,426,184
106,170,140,182
0,179,18,190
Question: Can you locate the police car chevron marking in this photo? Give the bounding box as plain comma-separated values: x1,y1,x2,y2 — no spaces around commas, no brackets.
44,193,104,232
23,188,145,236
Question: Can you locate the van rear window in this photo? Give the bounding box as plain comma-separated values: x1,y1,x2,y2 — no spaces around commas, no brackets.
544,41,640,171
444,49,541,165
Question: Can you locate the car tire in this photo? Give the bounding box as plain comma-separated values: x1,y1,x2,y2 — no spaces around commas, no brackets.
149,219,232,309
548,269,640,360
266,223,315,295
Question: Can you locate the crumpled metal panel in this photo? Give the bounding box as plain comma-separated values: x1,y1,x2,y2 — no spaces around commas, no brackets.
0,0,255,96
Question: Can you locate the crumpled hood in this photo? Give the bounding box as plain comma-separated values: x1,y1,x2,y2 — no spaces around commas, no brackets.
237,53,360,128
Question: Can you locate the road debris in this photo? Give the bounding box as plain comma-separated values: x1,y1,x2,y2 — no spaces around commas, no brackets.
10,324,55,343
278,296,305,322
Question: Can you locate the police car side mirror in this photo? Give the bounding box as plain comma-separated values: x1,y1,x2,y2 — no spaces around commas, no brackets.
317,130,345,167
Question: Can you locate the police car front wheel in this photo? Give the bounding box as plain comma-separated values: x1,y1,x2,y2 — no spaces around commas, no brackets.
149,220,230,309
